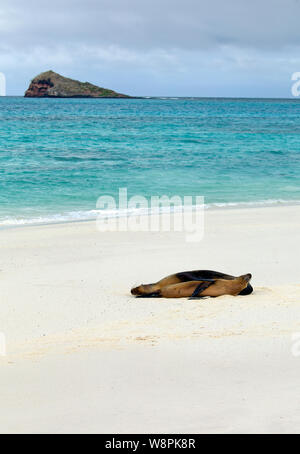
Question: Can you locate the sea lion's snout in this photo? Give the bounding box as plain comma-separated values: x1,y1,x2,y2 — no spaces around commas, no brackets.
241,273,252,283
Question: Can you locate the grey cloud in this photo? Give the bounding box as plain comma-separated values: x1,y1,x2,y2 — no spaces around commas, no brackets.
1,0,300,97
0,0,300,52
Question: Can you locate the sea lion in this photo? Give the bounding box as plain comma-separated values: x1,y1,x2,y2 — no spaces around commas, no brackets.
131,270,253,299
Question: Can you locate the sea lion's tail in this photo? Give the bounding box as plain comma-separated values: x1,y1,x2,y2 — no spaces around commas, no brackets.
131,283,160,296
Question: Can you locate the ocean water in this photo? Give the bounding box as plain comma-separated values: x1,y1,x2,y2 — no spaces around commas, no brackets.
1,97,300,226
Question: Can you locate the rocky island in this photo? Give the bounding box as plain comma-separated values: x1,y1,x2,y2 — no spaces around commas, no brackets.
25,70,130,98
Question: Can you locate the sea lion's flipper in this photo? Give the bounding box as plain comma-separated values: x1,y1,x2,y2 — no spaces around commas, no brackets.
131,283,160,296
188,280,215,300
238,283,253,296
135,291,161,298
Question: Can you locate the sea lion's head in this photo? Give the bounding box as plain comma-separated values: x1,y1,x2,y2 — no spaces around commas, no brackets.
234,273,252,294
240,273,252,283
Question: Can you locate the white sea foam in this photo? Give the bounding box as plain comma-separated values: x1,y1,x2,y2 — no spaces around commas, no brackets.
1,198,300,228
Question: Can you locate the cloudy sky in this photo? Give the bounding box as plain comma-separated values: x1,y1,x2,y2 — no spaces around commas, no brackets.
1,0,300,97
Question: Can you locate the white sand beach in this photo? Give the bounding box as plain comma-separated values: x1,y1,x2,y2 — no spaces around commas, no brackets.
1,205,300,433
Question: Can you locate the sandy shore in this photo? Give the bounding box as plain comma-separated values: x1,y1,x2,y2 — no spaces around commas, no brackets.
1,205,300,433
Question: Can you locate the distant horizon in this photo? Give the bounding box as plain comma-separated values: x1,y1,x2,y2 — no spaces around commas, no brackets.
2,94,300,100
3,74,300,99
2,71,299,98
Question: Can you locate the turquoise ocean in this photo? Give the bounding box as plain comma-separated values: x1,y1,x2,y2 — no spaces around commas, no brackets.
1,97,300,226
